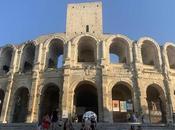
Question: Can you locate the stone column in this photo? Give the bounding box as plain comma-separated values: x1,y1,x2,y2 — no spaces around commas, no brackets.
61,68,70,119
26,73,40,123
161,47,173,124
64,41,71,66
96,70,103,122
0,77,14,123
102,74,113,123
132,42,143,121
139,86,150,123
0,49,18,123
132,81,141,114
27,44,42,122
163,79,173,124
61,40,72,119
101,41,106,65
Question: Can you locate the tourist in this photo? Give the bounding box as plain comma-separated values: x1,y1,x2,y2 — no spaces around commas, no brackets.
90,117,96,130
80,124,92,130
63,119,74,130
41,114,51,130
127,112,131,122
80,123,86,130
37,122,41,130
84,118,92,130
141,112,145,124
130,112,137,130
68,119,74,130
74,114,78,123
80,118,91,130
63,119,69,130
51,110,58,130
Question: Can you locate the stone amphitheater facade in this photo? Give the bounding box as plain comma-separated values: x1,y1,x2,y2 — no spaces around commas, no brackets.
0,1,174,124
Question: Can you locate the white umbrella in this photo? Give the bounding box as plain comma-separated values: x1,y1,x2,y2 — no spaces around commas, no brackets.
83,111,97,121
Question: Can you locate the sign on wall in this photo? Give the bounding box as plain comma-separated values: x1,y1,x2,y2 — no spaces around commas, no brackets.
62,110,68,118
112,100,120,111
120,101,127,112
126,103,133,111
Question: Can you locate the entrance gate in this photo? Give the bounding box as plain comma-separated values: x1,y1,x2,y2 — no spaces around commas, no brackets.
74,83,98,122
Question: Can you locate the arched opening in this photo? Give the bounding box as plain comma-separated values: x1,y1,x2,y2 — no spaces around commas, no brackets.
0,89,5,116
146,85,166,123
86,25,89,32
112,83,133,122
141,41,158,66
21,43,36,73
12,87,29,123
48,39,64,69
109,38,129,64
39,84,60,122
166,45,175,69
74,82,98,122
1,47,13,73
78,36,97,63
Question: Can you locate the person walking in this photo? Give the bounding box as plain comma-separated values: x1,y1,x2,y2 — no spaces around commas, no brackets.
41,114,51,130
90,117,96,130
51,110,58,130
130,112,137,130
80,123,85,130
84,118,92,130
63,119,74,130
127,112,131,122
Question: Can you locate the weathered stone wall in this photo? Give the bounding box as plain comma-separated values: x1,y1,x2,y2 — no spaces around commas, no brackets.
0,1,174,125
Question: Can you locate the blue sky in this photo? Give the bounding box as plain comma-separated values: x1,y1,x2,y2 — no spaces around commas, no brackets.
0,0,175,46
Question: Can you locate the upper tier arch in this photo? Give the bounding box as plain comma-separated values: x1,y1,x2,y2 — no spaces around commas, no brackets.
163,42,175,70
106,34,133,64
137,37,162,69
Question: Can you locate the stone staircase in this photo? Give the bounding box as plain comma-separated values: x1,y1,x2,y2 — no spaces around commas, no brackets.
0,123,174,130
0,123,37,130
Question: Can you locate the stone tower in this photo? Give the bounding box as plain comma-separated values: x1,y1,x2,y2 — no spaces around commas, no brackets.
66,2,103,38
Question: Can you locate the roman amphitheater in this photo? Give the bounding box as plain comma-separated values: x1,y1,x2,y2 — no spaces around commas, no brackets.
0,1,175,127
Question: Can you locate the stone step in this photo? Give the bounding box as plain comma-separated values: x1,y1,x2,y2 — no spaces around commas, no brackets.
0,123,37,130
0,123,174,130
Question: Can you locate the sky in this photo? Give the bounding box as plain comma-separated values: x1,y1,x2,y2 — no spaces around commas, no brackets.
0,0,175,46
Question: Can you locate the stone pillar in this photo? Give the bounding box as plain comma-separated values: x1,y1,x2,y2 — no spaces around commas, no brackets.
96,71,103,122
132,42,142,120
161,47,174,124
134,43,142,64
0,49,18,123
129,45,133,64
40,45,46,71
64,42,71,66
102,74,113,123
26,73,40,123
139,86,150,123
170,82,175,114
163,79,173,124
132,82,141,114
0,78,14,123
101,41,106,65
61,68,70,119
27,44,42,123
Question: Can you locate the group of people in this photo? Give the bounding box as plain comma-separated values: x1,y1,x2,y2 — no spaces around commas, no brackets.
80,117,97,130
37,110,61,130
127,112,144,130
38,114,74,130
38,111,143,130
37,112,97,130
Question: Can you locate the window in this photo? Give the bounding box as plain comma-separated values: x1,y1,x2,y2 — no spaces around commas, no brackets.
86,25,89,32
